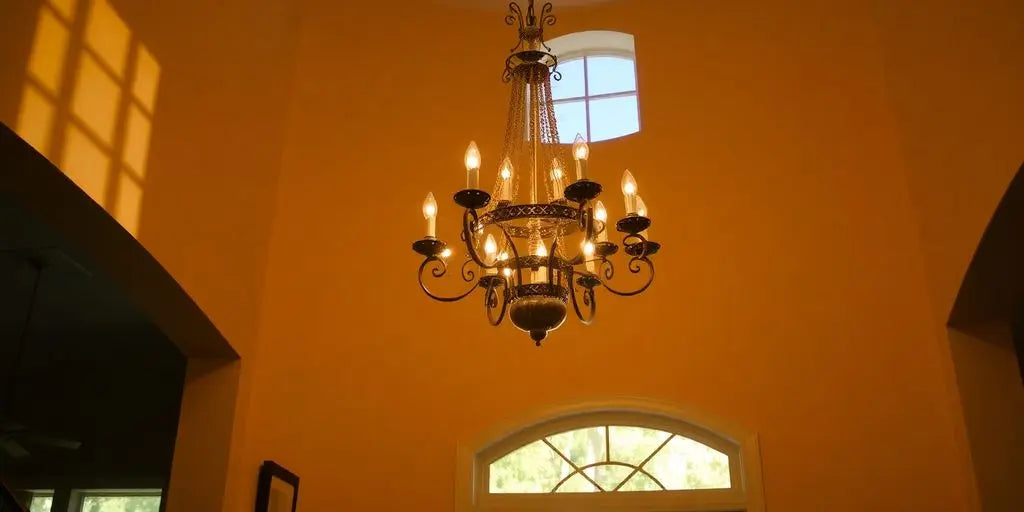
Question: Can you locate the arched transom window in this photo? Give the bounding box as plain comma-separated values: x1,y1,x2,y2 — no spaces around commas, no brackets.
465,407,763,512
490,425,731,493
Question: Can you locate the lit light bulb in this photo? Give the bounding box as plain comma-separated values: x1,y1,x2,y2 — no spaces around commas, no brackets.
534,242,547,258
465,141,481,171
594,200,607,222
551,158,564,180
484,234,497,260
503,267,512,277
551,158,565,200
594,200,608,242
422,192,437,219
621,170,637,196
583,240,596,273
422,192,438,238
572,134,589,180
465,141,481,189
636,196,648,217
499,157,513,201
573,134,589,161
532,241,548,283
500,157,513,180
440,248,452,259
621,170,638,214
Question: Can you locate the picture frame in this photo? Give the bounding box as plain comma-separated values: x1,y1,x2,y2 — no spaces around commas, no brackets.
255,460,299,512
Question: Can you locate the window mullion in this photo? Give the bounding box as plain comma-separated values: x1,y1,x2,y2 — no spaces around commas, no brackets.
582,56,591,141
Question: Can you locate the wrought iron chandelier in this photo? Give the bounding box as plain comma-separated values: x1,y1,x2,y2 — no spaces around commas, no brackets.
412,0,659,345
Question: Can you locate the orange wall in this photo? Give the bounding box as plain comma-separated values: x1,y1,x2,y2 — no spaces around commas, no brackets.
239,0,985,510
3,0,1022,511
871,1,1024,508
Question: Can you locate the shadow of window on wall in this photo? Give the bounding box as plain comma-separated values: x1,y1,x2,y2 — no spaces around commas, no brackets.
15,0,160,238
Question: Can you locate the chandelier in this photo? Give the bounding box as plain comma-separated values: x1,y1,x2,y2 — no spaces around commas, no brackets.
412,0,659,345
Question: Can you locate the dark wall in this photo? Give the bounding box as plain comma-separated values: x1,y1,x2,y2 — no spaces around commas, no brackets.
0,207,186,493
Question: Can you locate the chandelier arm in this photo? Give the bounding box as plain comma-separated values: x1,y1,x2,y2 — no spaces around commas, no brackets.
500,226,525,287
461,258,477,283
418,256,478,302
461,208,497,270
567,270,596,325
485,277,509,326
600,256,655,297
623,233,649,259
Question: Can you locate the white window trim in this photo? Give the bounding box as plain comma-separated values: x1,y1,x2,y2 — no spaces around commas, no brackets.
456,398,766,512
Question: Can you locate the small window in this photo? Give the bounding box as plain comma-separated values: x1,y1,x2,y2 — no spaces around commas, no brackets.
28,491,54,512
464,405,764,512
490,425,731,493
76,491,162,512
548,31,639,143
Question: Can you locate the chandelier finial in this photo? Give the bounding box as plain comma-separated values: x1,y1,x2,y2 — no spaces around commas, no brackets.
502,1,558,82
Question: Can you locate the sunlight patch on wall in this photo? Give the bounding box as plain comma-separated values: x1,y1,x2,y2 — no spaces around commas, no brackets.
15,0,161,238
84,0,130,77
25,8,70,94
16,84,56,151
63,124,110,202
72,53,120,145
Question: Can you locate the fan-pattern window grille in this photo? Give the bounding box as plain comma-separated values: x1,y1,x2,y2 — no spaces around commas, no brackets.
489,425,731,493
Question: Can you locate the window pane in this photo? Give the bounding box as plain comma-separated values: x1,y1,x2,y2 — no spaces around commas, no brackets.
490,439,571,493
30,495,54,512
586,56,636,95
609,426,672,465
593,464,634,491
550,58,585,100
553,100,587,144
553,472,599,493
618,471,662,492
80,495,162,512
545,427,606,467
588,94,639,142
642,436,731,490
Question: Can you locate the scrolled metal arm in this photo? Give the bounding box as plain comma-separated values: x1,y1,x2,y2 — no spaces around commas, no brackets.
485,277,509,326
568,271,596,325
461,207,498,270
418,256,477,302
599,232,655,297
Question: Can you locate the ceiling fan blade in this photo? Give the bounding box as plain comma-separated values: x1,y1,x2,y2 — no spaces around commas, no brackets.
0,438,30,458
22,432,81,451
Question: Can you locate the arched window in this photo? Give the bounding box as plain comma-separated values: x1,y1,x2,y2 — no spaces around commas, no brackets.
457,401,765,512
547,31,639,143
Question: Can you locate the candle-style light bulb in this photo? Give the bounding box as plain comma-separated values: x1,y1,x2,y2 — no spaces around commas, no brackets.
572,134,589,180
551,158,565,200
422,192,438,238
484,234,498,274
621,170,638,214
583,240,596,273
532,240,548,283
441,248,452,259
636,196,650,239
465,141,481,190
498,250,511,278
499,157,513,201
594,200,608,242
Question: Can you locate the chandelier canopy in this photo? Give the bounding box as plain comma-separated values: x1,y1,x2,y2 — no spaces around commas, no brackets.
412,0,659,345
